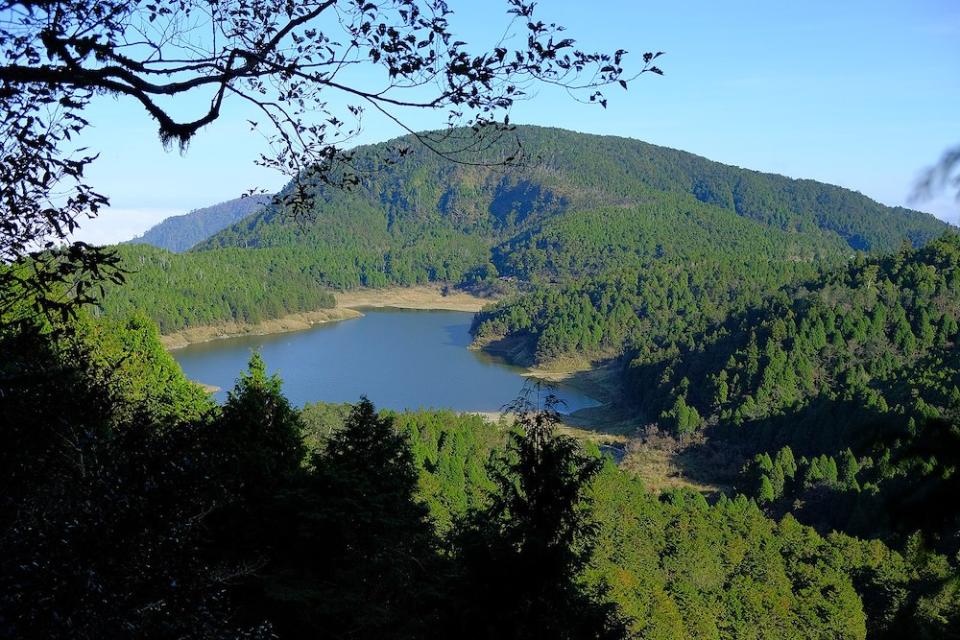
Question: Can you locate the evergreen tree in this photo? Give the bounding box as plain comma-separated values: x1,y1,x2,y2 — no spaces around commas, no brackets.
294,398,443,638
451,394,626,639
775,446,798,479
217,352,305,493
758,475,776,505
840,448,861,491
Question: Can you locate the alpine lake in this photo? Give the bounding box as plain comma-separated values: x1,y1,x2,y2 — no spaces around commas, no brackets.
173,308,600,414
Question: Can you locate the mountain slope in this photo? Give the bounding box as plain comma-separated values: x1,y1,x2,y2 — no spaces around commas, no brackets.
201,126,947,260
104,126,949,337
127,195,271,252
630,232,960,450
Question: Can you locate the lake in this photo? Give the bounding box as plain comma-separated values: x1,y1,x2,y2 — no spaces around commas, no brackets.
173,309,600,413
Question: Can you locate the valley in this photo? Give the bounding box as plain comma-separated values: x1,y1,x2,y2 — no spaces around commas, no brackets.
10,125,960,638
101,125,960,516
6,2,959,636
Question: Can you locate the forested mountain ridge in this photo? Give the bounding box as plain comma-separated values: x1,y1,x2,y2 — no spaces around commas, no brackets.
99,244,336,334
201,126,946,257
475,232,960,456
127,195,271,253
102,126,947,335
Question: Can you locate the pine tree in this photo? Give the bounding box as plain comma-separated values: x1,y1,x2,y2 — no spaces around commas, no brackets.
775,446,798,479
758,475,776,505
266,398,442,639
218,352,305,493
839,448,861,491
451,394,627,639
769,464,786,499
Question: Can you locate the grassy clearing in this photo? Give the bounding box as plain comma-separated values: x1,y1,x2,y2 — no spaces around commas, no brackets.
335,285,495,312
621,444,730,497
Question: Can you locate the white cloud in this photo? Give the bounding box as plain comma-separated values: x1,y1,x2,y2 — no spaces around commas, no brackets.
67,207,183,246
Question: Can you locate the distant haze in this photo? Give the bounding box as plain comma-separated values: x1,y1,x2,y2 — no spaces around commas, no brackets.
70,208,183,246
127,195,272,252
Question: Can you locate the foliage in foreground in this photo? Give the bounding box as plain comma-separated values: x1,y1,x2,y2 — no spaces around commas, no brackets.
4,312,959,638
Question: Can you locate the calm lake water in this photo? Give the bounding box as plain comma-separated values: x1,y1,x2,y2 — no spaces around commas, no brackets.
173,309,600,413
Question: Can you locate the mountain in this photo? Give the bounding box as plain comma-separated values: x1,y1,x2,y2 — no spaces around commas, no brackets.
127,195,271,252
201,126,946,258
101,126,949,334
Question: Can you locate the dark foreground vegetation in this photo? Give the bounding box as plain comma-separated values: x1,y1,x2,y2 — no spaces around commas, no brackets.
2,305,959,639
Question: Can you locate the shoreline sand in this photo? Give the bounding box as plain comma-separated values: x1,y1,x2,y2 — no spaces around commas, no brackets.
160,286,495,350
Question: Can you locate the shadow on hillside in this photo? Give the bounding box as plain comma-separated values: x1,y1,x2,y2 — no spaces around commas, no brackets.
620,395,907,503
488,178,568,228
621,426,743,499
473,334,536,367
710,396,904,458
673,438,745,496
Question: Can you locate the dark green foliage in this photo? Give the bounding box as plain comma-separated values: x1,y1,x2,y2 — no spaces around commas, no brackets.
217,353,306,493
829,532,960,639
0,411,261,639
99,126,945,338
472,253,828,367
758,474,776,504
299,400,353,451
587,476,868,638
0,314,257,639
381,408,886,637
450,399,626,639
253,398,443,639
6,310,946,638
469,230,960,637
632,234,960,450
737,422,960,638
316,399,439,606
840,448,861,491
393,409,501,533
98,244,337,333
128,195,272,253
661,395,703,439
492,197,845,283
40,208,958,640
878,417,960,554
203,126,946,259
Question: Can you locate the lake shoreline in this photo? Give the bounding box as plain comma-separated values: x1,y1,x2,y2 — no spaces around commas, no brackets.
174,306,605,417
160,286,496,351
165,290,628,434
160,307,364,350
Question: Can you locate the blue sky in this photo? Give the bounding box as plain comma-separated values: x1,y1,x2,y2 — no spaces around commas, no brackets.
73,0,960,244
